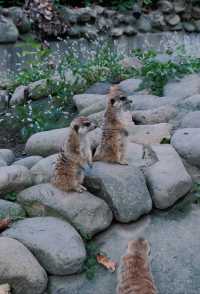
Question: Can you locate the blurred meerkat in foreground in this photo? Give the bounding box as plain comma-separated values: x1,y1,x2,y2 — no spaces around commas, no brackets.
117,239,157,294
94,85,132,165
0,284,11,294
52,117,96,193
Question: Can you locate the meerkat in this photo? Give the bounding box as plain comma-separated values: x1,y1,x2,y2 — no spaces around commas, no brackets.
93,85,132,165
117,238,157,294
52,116,96,193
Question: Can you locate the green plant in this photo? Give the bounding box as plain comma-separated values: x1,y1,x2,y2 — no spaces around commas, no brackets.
83,241,101,280
4,192,17,202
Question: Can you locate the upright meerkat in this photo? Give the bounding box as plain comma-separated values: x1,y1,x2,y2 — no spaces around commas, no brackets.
117,238,157,294
52,116,96,193
94,85,132,165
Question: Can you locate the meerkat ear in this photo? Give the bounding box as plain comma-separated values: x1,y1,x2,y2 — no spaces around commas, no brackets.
73,124,79,133
110,98,115,105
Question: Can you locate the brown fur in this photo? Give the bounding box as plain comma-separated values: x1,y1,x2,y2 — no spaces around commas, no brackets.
93,85,131,165
52,116,95,193
117,239,157,294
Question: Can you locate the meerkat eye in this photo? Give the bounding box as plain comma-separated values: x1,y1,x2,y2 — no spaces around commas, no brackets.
120,96,127,101
110,98,115,105
84,122,91,127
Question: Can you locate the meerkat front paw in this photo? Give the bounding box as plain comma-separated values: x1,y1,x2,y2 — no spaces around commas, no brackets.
76,185,87,193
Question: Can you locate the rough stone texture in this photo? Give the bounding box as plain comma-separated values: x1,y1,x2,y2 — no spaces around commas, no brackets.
0,165,32,195
0,16,19,44
130,94,179,111
10,85,28,105
3,217,86,275
85,162,152,222
120,57,143,70
0,157,7,167
13,155,43,169
80,100,106,116
0,237,47,294
128,123,172,145
25,127,99,156
31,154,58,185
145,144,192,209
180,94,200,110
28,79,50,100
0,149,15,165
8,7,31,34
47,204,200,294
73,94,107,112
180,111,200,128
85,82,112,94
171,128,200,167
164,74,200,99
17,183,113,237
132,105,177,124
0,199,25,219
119,78,142,95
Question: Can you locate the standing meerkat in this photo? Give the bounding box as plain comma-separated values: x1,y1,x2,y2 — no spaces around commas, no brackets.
93,85,132,165
52,116,96,193
117,238,157,294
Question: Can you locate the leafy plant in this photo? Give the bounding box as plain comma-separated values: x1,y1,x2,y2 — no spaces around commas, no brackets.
4,192,17,202
83,241,101,280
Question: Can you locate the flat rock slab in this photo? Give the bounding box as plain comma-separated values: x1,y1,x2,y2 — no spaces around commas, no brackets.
13,156,43,169
171,128,200,167
17,183,113,237
145,144,192,209
85,162,152,223
48,205,200,294
3,217,86,275
85,82,112,95
0,165,32,195
119,78,142,95
0,237,47,294
0,199,25,220
128,123,172,145
73,94,107,112
180,111,200,128
31,154,58,185
132,105,177,124
164,74,200,99
0,149,15,165
80,100,106,116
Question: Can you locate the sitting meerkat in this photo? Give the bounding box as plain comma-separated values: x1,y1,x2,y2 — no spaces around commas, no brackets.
52,116,96,193
93,85,132,165
117,239,157,294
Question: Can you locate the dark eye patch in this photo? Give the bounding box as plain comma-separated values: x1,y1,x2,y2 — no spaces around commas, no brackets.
120,96,127,101
84,122,91,127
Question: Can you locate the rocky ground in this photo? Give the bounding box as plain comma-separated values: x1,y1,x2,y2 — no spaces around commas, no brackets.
1,72,200,293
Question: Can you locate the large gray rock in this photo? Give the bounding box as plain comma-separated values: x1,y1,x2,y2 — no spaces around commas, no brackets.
0,237,47,294
0,149,15,165
13,155,43,169
3,217,86,275
47,204,200,294
10,85,28,105
17,183,113,237
73,94,107,112
128,123,172,145
0,199,25,220
180,111,200,128
85,82,112,94
164,74,200,99
0,165,32,195
132,105,177,124
145,144,192,209
0,16,19,43
30,154,58,185
119,78,142,95
80,100,106,116
0,157,7,167
180,94,200,110
85,162,152,223
171,128,200,167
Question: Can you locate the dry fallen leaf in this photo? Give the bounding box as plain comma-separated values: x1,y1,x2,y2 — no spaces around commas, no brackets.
0,218,11,232
96,254,117,272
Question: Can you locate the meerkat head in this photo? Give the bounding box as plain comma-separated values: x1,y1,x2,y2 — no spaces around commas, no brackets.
108,85,132,112
127,238,150,256
71,116,96,136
